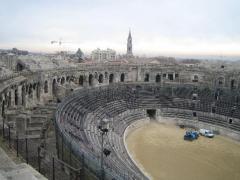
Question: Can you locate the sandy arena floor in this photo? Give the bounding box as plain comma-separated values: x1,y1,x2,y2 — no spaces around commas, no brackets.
126,122,240,180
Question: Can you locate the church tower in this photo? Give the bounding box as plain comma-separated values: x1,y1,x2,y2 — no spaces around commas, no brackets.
127,30,133,58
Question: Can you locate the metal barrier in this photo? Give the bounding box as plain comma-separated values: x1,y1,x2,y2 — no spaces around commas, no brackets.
0,121,83,180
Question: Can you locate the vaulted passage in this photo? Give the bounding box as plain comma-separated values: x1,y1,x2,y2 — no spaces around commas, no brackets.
146,109,156,119
109,74,114,83
231,79,236,89
52,79,57,96
2,100,5,118
99,74,103,83
120,73,125,82
14,89,18,105
89,74,93,86
156,74,161,83
79,75,84,85
44,81,48,93
144,73,149,82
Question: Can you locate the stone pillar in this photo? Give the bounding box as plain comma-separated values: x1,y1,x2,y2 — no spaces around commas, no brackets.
12,88,16,107
83,75,88,88
16,115,27,138
18,85,22,107
115,73,119,83
104,74,109,85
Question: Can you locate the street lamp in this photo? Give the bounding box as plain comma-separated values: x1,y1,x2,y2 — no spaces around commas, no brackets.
98,118,111,180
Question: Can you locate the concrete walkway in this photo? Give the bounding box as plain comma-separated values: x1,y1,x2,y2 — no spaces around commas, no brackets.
0,147,47,180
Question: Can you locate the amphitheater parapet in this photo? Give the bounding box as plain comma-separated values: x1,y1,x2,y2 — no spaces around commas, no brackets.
55,83,240,179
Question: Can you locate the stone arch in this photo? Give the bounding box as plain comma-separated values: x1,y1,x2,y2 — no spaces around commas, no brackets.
120,73,125,82
66,76,70,82
99,74,104,83
109,74,114,83
22,85,26,106
144,73,149,82
89,74,94,86
218,77,224,86
1,100,5,118
79,75,84,86
193,75,199,82
29,84,33,98
14,88,18,105
52,79,57,96
36,82,40,100
16,62,25,71
32,83,36,90
61,77,65,85
231,79,236,89
57,78,61,83
156,74,161,83
44,80,48,93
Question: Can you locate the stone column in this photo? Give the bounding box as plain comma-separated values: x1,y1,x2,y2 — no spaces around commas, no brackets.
18,85,22,107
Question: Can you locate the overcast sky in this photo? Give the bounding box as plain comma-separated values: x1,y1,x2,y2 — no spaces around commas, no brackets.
0,0,240,56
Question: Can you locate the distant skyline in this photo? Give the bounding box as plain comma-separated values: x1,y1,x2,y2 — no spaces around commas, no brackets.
0,0,240,57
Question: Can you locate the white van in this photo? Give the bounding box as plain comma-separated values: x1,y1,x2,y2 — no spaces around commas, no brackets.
199,129,214,138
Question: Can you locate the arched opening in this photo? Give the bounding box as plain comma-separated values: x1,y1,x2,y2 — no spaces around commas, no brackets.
156,74,161,83
29,84,33,98
22,85,26,106
147,109,156,119
99,74,103,83
52,79,57,96
193,75,198,82
2,100,5,118
144,73,149,82
44,81,48,93
89,74,94,86
15,89,18,105
168,74,174,80
211,106,216,113
36,82,40,100
70,76,75,82
33,83,37,90
16,62,24,71
79,75,84,86
109,74,114,83
193,112,197,117
120,73,125,82
231,79,236,89
66,76,70,82
61,77,65,85
218,77,224,86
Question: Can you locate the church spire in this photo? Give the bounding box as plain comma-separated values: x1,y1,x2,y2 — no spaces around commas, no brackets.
127,29,133,58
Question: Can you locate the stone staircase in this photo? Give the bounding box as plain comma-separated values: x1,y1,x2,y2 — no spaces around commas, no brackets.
4,102,57,139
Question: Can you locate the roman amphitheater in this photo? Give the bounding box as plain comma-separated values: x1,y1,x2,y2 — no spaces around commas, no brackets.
0,51,240,180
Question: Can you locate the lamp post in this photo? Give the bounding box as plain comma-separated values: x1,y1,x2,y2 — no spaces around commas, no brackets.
98,119,111,180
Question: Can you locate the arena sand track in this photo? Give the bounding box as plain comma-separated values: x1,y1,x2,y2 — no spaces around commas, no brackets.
126,122,240,180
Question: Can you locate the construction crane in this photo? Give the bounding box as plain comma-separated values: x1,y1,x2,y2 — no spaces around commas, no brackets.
50,38,69,46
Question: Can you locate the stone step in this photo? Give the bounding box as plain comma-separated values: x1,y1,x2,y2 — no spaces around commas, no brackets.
26,127,42,131
26,134,41,139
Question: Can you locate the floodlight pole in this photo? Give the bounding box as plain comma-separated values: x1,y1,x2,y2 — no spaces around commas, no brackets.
99,118,109,180
100,130,104,180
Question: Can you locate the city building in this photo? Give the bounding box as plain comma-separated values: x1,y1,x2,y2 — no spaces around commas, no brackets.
91,48,116,62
